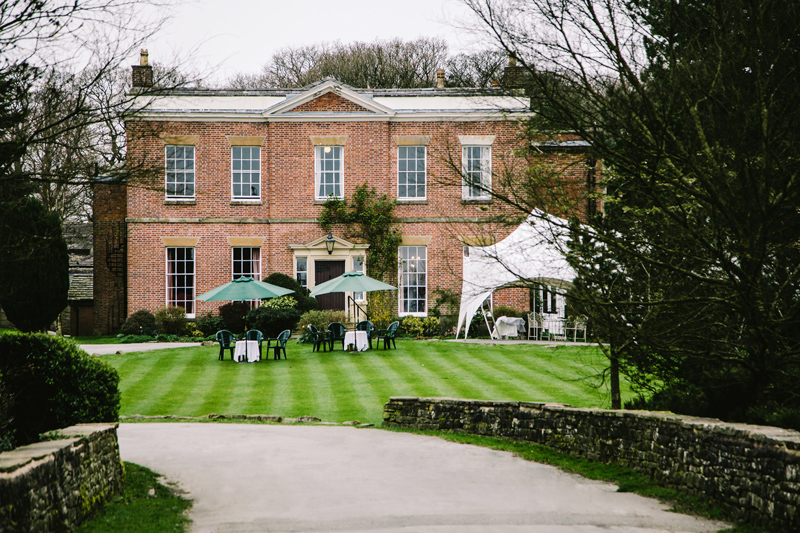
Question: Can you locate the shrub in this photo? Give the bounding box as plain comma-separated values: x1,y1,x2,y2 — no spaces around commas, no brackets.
262,273,318,313
246,307,302,338
196,311,226,336
401,316,440,337
155,306,187,336
0,333,120,448
492,305,521,318
297,309,348,332
120,310,157,336
219,302,250,334
261,295,297,310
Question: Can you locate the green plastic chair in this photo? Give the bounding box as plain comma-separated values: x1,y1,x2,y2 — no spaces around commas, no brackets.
266,329,291,360
215,330,235,361
356,320,375,349
245,329,264,359
375,321,400,350
327,322,347,350
308,324,330,352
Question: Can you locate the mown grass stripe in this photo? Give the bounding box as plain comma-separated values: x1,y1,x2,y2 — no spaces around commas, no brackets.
170,349,220,415
197,359,240,415
353,348,431,398
116,349,185,415
285,347,320,418
332,351,384,422
148,350,213,415
421,342,530,401
382,347,472,399
401,343,487,399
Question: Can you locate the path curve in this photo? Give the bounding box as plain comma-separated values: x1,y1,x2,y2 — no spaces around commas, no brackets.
118,423,728,533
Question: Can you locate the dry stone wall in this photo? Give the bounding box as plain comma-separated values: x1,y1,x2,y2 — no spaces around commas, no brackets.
383,397,800,531
0,423,123,532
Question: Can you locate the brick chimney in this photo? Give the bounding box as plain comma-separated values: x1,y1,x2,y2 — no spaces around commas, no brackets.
436,68,445,89
131,49,153,89
501,52,530,91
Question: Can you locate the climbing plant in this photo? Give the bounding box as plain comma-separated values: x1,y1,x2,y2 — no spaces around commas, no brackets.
318,184,402,281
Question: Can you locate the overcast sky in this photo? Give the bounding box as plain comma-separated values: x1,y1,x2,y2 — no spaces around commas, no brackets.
139,0,485,85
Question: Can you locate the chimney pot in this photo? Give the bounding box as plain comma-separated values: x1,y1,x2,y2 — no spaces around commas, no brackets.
132,50,154,89
436,68,445,89
509,53,517,67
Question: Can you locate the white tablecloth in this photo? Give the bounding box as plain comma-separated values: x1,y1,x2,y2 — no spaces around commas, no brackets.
234,340,260,362
344,330,369,352
492,316,526,339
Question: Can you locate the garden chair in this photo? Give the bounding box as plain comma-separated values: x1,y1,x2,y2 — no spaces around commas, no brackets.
267,329,291,360
215,330,235,361
527,312,542,340
307,324,330,352
245,329,264,359
356,320,374,349
567,315,588,342
375,321,400,350
327,322,347,350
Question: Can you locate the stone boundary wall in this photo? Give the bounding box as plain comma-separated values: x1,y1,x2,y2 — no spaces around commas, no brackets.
0,423,123,532
383,397,800,531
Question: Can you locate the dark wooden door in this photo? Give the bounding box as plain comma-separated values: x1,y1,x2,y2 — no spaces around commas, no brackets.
315,260,345,310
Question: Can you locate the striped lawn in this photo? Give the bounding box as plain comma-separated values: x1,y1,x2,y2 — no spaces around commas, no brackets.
104,340,629,425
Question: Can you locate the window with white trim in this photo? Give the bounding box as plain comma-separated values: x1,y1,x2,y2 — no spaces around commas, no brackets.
296,257,308,289
399,246,427,315
353,256,365,301
462,145,491,199
166,247,195,317
165,145,195,199
232,247,261,280
231,146,260,199
398,146,426,199
315,145,343,199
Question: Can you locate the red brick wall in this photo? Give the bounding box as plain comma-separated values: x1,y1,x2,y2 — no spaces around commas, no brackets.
93,181,127,334
290,93,367,113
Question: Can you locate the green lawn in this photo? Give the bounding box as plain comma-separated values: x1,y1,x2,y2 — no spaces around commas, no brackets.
103,340,628,425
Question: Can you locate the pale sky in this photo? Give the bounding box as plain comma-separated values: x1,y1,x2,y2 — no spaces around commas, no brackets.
139,0,486,85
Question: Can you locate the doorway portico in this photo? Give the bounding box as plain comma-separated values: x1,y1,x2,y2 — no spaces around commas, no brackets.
289,235,369,313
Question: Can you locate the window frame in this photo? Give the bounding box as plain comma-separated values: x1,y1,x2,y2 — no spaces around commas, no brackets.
295,257,308,289
231,146,261,200
165,247,195,318
165,145,196,200
352,256,366,302
399,245,427,317
231,247,261,281
314,145,344,200
461,145,492,200
397,145,427,200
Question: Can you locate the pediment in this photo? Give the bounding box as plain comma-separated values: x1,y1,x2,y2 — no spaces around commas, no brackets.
289,234,369,252
263,80,394,118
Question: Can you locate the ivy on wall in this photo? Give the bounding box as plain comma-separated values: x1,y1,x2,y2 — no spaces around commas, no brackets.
318,184,402,281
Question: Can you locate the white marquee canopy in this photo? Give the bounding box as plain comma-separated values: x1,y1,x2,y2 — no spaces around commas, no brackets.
456,210,577,339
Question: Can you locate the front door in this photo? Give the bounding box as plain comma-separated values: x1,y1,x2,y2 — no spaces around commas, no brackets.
315,260,345,310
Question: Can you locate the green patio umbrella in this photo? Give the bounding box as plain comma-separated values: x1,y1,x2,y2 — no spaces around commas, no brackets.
309,270,396,297
196,277,294,302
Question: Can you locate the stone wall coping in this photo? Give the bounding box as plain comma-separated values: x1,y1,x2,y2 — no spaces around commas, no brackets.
0,423,118,474
387,397,800,449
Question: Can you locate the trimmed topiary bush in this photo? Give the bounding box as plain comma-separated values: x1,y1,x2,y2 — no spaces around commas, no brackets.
219,302,250,334
154,306,187,336
119,310,157,336
263,272,318,313
246,307,302,338
0,333,120,448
